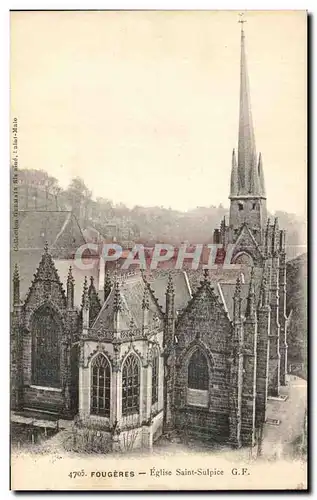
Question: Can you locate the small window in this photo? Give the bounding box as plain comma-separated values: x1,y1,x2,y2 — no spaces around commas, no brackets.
238,203,243,211
252,202,257,210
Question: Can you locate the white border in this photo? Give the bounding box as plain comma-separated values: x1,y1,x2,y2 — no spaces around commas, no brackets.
2,2,313,498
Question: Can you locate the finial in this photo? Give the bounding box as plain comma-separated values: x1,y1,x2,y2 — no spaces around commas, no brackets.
82,276,89,309
238,12,247,31
67,266,73,282
166,273,174,295
113,279,122,312
203,268,209,282
44,241,49,254
142,286,149,310
67,266,74,308
234,276,242,298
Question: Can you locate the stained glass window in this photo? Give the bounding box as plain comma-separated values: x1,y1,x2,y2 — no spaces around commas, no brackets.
122,354,140,415
32,305,61,388
188,349,208,391
91,354,111,417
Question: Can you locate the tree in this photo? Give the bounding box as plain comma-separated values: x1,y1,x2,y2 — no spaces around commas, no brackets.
65,177,92,220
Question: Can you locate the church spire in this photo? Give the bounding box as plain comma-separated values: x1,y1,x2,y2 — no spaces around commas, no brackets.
237,18,259,196
230,148,239,196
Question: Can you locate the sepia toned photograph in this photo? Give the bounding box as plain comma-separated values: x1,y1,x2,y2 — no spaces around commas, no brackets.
10,10,307,491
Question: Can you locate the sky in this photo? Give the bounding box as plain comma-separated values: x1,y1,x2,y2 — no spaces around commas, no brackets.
11,10,307,215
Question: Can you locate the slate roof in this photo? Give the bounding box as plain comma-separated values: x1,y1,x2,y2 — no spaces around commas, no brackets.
92,274,163,332
148,270,192,313
179,267,263,322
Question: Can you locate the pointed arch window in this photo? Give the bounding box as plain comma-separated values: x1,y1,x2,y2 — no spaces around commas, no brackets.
122,354,140,415
151,349,159,405
188,349,209,391
91,354,111,417
31,305,61,388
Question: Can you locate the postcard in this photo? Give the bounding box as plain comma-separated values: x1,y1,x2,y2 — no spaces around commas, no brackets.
10,10,307,490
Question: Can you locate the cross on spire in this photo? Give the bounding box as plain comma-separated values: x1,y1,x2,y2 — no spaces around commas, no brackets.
238,12,247,30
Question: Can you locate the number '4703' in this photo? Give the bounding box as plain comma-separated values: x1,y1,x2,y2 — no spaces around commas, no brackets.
68,470,85,479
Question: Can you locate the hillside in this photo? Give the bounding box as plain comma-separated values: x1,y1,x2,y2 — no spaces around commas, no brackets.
12,168,307,260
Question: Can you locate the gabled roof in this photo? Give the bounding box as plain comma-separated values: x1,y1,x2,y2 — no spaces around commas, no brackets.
184,267,263,321
92,274,163,332
14,210,86,258
176,275,231,327
11,251,99,308
186,267,244,294
23,244,67,309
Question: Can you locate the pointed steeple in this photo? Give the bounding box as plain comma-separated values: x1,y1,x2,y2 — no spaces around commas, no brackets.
258,152,266,196
237,21,259,196
249,156,261,195
230,148,239,196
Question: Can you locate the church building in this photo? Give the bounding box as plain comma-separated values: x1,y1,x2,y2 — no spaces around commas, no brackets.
11,24,290,452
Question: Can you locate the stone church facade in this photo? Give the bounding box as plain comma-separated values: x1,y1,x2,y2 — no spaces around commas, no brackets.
11,26,290,451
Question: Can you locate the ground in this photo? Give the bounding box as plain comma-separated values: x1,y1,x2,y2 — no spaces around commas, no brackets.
11,376,307,463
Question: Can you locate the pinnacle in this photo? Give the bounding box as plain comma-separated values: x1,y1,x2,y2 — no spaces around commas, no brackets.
67,266,74,282
13,263,19,280
113,279,123,312
142,287,149,310
82,276,89,309
166,273,174,295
